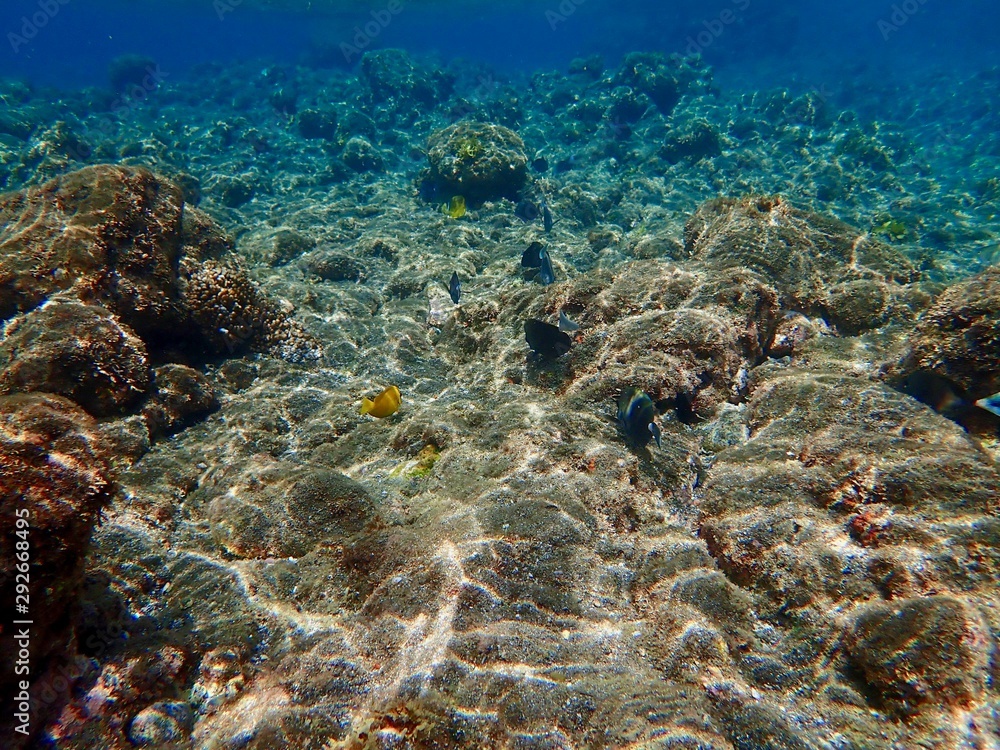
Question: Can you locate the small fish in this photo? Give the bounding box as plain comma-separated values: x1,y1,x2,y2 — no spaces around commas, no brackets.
541,199,554,233
976,392,1000,417
449,271,461,304
558,310,580,333
520,242,556,285
521,241,544,268
898,370,967,418
538,248,555,285
524,319,572,359
442,195,466,219
515,199,538,222
532,155,549,173
360,385,401,418
617,387,661,449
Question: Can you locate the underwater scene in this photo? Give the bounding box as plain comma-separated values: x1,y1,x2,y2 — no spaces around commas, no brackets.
1,0,1000,748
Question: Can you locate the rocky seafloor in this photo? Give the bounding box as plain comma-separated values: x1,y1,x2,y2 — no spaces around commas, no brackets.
1,49,1000,749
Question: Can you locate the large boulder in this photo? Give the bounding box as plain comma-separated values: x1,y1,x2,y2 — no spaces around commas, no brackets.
427,121,528,202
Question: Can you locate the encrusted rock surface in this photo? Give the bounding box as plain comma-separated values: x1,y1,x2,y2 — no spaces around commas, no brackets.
3,49,999,750
0,298,151,417
0,164,320,364
900,264,1000,399
0,393,118,746
684,195,924,331
426,121,529,202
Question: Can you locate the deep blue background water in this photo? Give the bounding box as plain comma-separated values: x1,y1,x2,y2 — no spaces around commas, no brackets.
0,0,998,91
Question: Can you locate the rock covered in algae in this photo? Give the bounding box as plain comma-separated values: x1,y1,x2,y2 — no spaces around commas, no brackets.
127,700,194,746
846,595,991,715
683,195,924,331
0,164,320,363
360,48,451,109
900,263,1000,399
0,393,117,747
140,364,219,438
0,164,186,329
426,121,528,202
0,298,151,417
697,349,1000,742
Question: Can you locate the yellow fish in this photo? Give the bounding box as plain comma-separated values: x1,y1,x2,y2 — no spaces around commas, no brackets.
441,195,466,219
360,385,401,418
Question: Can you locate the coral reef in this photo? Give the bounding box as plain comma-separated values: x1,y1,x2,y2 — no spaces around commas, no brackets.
683,195,923,329
180,259,320,363
0,164,320,379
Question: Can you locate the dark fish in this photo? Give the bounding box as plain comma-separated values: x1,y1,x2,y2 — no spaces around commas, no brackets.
418,177,439,203
532,155,549,173
617,387,661,449
521,242,555,285
538,247,555,285
515,200,539,222
541,200,554,233
558,310,580,333
521,241,544,268
449,271,461,304
524,319,572,359
898,370,967,419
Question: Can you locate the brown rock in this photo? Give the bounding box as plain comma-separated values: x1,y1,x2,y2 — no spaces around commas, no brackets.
902,264,1000,399
0,164,185,336
208,465,377,559
0,164,320,364
140,364,218,438
0,393,116,745
427,122,528,202
0,299,150,417
847,596,992,714
684,195,920,327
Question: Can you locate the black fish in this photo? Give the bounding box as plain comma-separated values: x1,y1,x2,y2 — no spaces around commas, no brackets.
524,319,572,359
521,242,556,285
449,271,461,304
532,155,549,173
515,200,538,222
538,248,555,285
541,200,554,233
617,387,661,448
521,241,544,267
898,370,967,420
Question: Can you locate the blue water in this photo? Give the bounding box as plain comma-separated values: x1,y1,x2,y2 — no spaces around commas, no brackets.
2,0,998,90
